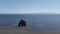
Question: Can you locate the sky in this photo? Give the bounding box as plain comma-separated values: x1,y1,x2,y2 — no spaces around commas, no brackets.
0,0,60,14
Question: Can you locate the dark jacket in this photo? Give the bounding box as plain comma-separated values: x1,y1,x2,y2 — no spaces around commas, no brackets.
18,19,26,27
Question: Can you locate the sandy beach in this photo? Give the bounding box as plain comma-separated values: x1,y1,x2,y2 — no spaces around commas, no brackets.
0,27,60,34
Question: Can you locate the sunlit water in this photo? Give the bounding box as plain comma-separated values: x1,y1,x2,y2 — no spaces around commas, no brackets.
0,14,60,32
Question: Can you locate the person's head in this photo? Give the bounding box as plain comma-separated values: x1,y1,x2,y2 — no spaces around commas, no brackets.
21,19,24,21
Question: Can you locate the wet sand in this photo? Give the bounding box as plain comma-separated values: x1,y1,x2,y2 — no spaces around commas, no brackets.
0,27,60,34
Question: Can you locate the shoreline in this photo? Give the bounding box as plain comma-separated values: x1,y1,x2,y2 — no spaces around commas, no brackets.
0,27,60,34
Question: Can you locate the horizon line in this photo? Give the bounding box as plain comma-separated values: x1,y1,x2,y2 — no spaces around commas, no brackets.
0,12,60,14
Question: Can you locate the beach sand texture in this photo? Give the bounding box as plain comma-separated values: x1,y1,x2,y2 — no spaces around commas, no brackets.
0,27,60,34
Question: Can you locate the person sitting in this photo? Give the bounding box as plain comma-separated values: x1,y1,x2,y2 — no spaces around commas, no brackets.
18,19,26,27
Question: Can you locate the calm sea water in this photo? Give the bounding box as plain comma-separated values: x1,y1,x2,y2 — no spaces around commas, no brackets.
0,14,60,32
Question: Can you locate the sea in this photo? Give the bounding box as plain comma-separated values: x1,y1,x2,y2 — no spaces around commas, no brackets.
0,14,60,32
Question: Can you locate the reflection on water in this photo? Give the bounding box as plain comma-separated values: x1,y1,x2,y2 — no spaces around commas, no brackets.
0,14,60,32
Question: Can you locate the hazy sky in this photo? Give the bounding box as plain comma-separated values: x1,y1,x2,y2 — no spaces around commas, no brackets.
0,0,60,14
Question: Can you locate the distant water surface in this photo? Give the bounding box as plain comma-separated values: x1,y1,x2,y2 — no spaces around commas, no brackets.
0,14,60,32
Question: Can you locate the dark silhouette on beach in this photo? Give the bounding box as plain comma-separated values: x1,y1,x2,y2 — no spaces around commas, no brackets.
18,19,26,27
